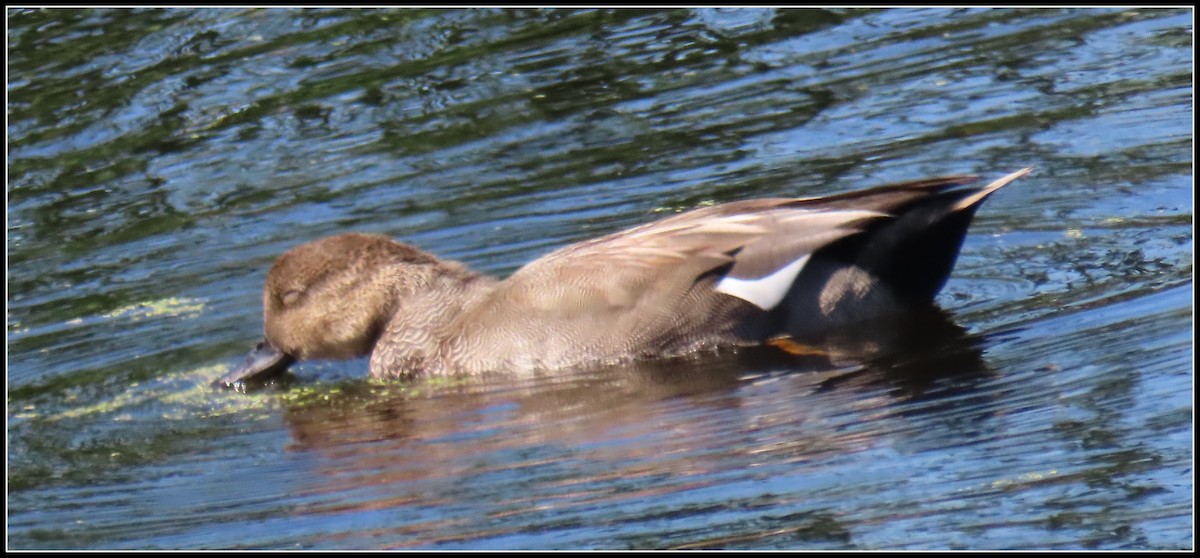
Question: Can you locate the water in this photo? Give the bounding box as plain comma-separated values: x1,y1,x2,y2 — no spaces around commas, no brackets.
7,7,1192,550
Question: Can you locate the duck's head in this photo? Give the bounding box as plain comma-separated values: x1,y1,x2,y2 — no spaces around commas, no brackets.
213,233,443,390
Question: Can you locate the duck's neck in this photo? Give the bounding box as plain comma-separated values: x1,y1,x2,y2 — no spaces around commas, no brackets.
368,259,498,378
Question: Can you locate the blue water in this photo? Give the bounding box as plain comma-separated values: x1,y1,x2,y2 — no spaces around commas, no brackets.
7,7,1192,550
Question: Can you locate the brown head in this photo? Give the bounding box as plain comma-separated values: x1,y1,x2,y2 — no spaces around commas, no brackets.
262,233,442,360
214,232,455,389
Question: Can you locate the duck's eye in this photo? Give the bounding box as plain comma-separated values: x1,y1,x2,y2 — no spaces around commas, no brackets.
281,290,303,307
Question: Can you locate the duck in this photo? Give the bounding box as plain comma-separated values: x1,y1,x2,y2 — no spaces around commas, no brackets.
215,168,1031,389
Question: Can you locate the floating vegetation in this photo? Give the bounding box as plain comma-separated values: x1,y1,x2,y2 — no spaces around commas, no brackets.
37,364,280,424
651,199,717,214
102,297,206,321
32,359,483,425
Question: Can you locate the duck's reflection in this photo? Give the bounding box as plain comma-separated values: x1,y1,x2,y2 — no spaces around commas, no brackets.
272,309,997,522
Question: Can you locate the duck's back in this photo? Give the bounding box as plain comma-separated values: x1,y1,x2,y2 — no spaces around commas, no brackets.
428,169,1029,374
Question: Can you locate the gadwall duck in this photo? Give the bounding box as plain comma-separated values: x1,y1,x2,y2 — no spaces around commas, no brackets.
216,168,1031,388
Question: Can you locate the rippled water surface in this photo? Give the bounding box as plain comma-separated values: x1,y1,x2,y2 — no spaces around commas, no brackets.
7,7,1192,550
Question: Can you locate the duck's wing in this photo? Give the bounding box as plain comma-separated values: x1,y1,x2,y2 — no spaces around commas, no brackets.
497,200,888,315
467,169,1029,344
496,171,1028,315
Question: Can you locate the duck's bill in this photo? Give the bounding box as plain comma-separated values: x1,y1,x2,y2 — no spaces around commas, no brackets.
212,340,296,391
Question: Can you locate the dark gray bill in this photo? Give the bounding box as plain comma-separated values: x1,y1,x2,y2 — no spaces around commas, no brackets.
212,340,296,391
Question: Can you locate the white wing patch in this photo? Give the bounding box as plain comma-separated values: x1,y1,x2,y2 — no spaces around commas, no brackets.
715,254,811,310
